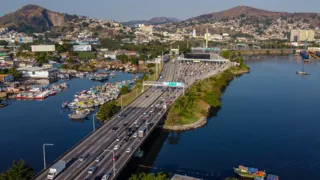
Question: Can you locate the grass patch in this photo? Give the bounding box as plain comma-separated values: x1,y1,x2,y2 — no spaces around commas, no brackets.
165,65,249,127
77,52,96,59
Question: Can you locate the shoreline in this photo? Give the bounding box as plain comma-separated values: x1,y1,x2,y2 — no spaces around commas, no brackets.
164,67,250,131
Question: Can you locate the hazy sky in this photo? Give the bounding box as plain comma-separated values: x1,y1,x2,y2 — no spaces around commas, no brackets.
0,0,319,21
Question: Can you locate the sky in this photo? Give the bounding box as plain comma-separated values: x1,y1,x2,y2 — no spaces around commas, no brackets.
0,0,319,21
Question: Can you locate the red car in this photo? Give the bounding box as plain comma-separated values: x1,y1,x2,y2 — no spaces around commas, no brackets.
112,154,121,161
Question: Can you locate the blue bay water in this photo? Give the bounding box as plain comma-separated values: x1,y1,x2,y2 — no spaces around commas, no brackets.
0,71,136,173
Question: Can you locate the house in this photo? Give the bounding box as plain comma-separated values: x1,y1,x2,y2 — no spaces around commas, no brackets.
104,51,116,60
0,74,13,82
17,67,58,79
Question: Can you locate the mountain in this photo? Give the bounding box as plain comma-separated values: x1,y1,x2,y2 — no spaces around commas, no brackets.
0,4,76,33
122,17,180,26
189,6,318,21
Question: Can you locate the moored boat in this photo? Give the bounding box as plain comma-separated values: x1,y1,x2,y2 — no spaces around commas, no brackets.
62,101,69,109
233,165,266,179
300,51,309,59
68,112,88,119
296,71,309,75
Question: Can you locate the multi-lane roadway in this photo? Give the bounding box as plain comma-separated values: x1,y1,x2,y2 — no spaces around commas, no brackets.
34,60,178,180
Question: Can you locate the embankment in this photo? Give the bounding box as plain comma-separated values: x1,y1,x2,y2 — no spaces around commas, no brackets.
164,66,249,131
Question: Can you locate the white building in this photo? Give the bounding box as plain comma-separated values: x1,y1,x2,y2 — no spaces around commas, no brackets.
17,67,58,79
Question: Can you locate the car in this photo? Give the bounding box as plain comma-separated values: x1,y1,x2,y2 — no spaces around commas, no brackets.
127,132,133,136
112,154,120,161
113,144,120,150
134,120,138,124
116,137,120,142
88,166,97,174
132,133,137,138
126,128,132,132
145,95,149,98
126,148,132,153
143,112,147,115
135,124,139,128
95,155,104,162
123,123,128,127
101,173,112,180
158,112,162,115
112,127,118,131
79,153,89,161
118,114,126,118
151,105,154,108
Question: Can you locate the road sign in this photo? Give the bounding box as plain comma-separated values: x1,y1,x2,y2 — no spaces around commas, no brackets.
163,82,182,87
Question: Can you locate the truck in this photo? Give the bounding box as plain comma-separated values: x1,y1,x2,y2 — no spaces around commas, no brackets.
47,160,66,179
138,127,147,138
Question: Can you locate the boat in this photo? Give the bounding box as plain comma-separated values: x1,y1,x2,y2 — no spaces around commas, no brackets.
233,165,266,179
300,51,309,59
26,93,35,100
67,102,78,109
49,90,57,96
296,71,309,75
28,88,41,93
316,51,320,57
61,101,69,109
16,94,24,99
68,112,88,119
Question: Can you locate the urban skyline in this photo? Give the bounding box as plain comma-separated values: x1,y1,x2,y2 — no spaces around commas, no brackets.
0,0,320,21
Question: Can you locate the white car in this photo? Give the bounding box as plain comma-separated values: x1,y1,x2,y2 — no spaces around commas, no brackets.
101,173,111,180
113,144,120,150
132,133,137,138
134,120,138,124
126,148,132,153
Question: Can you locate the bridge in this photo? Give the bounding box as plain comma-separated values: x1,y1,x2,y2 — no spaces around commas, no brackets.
33,58,230,180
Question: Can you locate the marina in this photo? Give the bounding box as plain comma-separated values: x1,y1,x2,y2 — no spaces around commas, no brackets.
0,71,139,173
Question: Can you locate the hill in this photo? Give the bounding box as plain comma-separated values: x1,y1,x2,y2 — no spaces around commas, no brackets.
189,6,319,21
0,4,77,33
122,17,180,26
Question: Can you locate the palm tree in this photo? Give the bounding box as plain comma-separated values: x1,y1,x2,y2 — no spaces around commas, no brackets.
0,160,34,180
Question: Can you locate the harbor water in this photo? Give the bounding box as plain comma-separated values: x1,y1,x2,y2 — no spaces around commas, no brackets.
0,71,137,173
122,56,320,180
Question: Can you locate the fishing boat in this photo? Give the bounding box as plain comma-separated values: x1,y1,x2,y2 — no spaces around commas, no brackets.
67,102,78,109
300,51,309,59
26,93,35,100
28,87,41,93
68,112,88,119
49,90,57,96
61,101,69,109
233,165,266,179
296,71,309,75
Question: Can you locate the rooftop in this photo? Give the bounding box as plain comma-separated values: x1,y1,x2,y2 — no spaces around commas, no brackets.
17,67,57,72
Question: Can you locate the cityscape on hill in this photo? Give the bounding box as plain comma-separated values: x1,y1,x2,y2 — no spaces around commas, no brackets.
0,1,320,180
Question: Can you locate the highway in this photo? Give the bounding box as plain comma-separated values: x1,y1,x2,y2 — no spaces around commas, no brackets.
34,60,177,180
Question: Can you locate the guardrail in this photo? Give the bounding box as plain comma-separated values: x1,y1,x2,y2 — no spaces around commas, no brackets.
33,61,167,179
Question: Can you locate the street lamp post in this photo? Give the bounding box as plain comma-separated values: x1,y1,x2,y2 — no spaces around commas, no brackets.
105,149,116,178
92,113,97,131
43,143,54,169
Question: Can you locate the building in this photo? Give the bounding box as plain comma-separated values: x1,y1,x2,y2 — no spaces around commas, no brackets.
290,30,315,42
31,45,56,52
17,67,58,79
139,24,153,34
0,74,13,82
15,37,34,43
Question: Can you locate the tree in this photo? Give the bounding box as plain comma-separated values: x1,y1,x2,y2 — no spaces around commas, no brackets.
0,40,8,46
142,73,148,81
97,101,121,122
34,52,49,65
129,172,170,180
81,22,89,28
0,160,34,180
120,85,131,95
